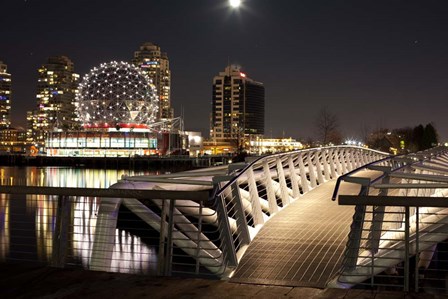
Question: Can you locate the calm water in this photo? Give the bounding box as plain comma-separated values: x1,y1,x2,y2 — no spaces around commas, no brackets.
0,166,164,274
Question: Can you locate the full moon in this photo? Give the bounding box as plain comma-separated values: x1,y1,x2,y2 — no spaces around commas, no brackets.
229,0,241,8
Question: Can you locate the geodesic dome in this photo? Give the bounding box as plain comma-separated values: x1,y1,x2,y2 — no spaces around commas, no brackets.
76,61,158,128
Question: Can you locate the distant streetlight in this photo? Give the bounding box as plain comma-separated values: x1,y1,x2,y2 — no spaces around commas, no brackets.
229,0,241,8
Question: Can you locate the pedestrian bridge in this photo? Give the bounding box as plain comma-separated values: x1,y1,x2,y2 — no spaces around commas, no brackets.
2,145,448,293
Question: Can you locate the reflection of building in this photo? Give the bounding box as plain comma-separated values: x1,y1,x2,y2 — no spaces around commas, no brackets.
132,42,173,121
0,61,12,129
46,61,159,157
210,65,265,153
30,56,79,146
0,197,9,260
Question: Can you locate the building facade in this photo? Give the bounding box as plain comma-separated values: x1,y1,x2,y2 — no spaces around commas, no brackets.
46,61,160,157
0,61,12,129
31,56,79,146
210,65,265,153
132,42,173,122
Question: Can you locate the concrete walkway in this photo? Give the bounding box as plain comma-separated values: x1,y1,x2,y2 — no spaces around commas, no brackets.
0,263,441,298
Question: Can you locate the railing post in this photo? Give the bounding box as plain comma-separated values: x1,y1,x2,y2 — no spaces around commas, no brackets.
366,167,391,254
404,206,410,292
158,199,168,275
334,148,343,175
343,178,371,271
307,152,317,188
328,148,337,178
276,157,291,206
247,167,265,225
230,182,251,246
346,148,354,171
263,160,278,214
212,178,238,268
340,148,348,174
298,153,310,193
288,155,301,198
164,199,176,276
52,195,71,268
315,150,325,184
322,149,331,181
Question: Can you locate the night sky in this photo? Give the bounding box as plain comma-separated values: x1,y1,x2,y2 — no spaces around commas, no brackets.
2,0,448,141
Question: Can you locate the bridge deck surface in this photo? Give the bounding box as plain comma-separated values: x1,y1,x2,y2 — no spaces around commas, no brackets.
231,171,380,288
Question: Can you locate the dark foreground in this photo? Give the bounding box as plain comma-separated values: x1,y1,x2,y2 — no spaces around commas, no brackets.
0,264,445,299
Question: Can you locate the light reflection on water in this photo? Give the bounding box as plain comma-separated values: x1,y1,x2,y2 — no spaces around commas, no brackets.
0,166,160,274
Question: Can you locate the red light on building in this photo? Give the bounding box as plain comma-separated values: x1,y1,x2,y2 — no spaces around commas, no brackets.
240,72,246,78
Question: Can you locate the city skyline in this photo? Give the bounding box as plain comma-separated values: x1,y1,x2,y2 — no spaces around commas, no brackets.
2,0,448,141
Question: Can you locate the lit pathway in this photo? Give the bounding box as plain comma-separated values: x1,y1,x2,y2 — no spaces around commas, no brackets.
230,171,382,288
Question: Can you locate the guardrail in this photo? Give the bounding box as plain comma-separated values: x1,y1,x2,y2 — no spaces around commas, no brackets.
0,146,390,278
211,146,389,270
0,187,229,277
329,146,448,293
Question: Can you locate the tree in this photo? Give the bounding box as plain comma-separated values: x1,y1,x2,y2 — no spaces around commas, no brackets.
315,107,340,145
423,123,438,149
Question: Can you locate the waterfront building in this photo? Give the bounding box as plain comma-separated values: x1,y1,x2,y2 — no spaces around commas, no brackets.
32,56,80,147
210,65,265,153
0,61,12,129
132,42,173,122
249,137,303,154
46,61,159,157
0,127,28,153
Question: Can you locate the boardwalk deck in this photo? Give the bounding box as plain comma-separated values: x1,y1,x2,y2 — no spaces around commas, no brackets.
231,171,382,288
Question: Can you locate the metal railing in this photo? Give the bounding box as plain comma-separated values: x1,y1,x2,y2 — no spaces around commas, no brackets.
0,146,389,279
211,146,389,271
330,146,448,293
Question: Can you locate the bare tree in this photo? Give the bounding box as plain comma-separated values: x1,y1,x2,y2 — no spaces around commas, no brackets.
315,107,340,145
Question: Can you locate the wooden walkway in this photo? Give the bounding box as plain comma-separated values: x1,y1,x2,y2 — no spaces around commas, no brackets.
231,172,379,288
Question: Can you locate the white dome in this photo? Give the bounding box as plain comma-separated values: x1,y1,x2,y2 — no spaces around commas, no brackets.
76,61,158,128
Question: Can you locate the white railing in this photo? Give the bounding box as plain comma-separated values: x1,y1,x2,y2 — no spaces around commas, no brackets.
330,146,448,293
212,146,389,271
0,146,390,279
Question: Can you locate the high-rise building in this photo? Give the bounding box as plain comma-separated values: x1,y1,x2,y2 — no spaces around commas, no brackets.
0,61,12,129
32,56,79,145
210,65,265,151
132,42,173,122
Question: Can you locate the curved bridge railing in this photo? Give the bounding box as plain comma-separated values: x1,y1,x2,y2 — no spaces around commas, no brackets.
329,146,448,292
0,146,390,280
211,146,389,274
